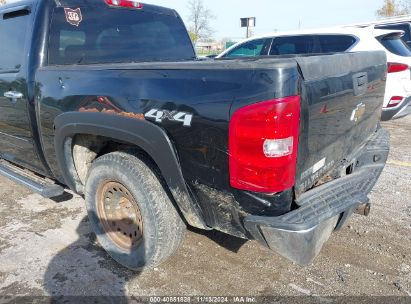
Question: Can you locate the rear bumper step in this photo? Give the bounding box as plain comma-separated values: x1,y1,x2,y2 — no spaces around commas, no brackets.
244,128,390,265
0,160,64,198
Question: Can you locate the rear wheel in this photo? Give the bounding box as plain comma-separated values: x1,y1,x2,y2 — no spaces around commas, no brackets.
85,151,186,270
96,181,144,250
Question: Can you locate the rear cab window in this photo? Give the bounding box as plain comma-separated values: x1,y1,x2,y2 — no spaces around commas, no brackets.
48,4,195,65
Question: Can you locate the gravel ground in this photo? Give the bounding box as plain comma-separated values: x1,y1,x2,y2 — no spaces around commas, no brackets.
0,115,409,301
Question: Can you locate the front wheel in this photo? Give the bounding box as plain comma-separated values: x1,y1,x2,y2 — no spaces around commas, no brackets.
85,151,186,271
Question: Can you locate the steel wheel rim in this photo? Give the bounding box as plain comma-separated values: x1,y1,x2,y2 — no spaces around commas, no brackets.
96,181,143,250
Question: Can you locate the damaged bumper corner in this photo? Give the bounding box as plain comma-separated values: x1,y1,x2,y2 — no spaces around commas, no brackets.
244,128,390,265
245,215,340,265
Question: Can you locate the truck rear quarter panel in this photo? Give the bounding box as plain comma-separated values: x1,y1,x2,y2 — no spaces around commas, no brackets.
36,53,386,237
36,59,299,236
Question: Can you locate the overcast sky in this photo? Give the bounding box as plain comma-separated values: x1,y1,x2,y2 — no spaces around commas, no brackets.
147,0,386,39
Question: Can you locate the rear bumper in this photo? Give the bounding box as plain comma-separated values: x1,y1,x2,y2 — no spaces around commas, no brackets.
244,128,390,265
381,96,411,121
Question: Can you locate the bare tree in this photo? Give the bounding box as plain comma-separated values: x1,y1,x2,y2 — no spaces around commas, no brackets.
187,0,215,44
376,0,408,17
0,0,6,5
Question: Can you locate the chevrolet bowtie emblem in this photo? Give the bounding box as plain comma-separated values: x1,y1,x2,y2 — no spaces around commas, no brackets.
351,103,366,122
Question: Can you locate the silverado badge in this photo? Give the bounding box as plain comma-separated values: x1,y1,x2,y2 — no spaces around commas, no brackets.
64,8,83,27
351,103,366,122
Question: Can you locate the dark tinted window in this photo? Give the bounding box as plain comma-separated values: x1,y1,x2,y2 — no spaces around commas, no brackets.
48,7,195,65
59,30,86,57
318,35,357,52
269,36,318,55
225,39,271,58
376,23,411,47
0,9,31,72
379,36,411,57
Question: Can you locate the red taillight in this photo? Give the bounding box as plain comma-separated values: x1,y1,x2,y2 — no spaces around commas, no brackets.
105,0,143,9
387,62,409,73
387,96,403,108
229,96,301,193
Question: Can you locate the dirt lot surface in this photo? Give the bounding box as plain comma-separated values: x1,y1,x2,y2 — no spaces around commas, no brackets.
0,116,410,300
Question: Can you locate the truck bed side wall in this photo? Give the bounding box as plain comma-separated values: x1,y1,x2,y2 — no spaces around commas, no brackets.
36,51,386,237
36,59,299,236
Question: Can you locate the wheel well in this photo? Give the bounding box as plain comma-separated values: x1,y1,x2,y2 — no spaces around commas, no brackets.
71,134,156,185
54,112,208,229
71,134,192,226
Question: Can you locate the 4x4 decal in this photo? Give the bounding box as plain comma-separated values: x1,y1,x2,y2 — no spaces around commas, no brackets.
145,109,193,127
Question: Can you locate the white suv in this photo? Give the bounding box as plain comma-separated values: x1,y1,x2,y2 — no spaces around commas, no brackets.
352,16,411,48
217,26,411,121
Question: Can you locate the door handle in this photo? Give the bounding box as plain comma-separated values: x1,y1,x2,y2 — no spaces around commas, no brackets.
4,91,23,103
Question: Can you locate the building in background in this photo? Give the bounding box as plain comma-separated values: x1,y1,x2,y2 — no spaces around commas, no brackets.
195,39,224,54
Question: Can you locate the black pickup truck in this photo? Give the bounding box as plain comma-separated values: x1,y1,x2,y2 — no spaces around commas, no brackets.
0,0,390,270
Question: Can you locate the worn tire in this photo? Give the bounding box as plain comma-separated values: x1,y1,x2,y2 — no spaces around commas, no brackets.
85,151,186,271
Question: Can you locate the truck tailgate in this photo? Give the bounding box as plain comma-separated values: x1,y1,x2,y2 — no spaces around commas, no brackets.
294,52,387,194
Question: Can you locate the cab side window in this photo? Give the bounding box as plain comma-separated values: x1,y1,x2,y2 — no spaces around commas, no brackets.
0,9,31,72
225,39,271,58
